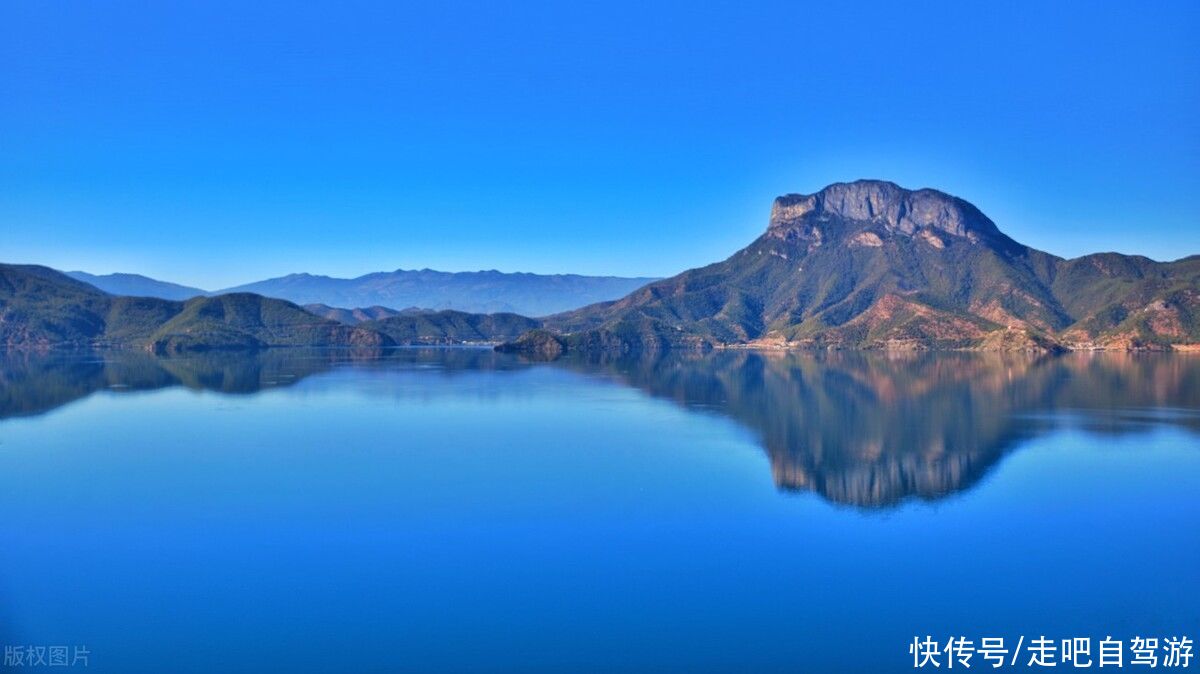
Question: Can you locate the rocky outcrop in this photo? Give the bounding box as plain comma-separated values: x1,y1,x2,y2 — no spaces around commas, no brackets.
768,179,1010,245
494,329,566,360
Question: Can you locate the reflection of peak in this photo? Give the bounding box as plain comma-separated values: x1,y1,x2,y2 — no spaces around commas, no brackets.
767,432,1022,508
554,350,1200,509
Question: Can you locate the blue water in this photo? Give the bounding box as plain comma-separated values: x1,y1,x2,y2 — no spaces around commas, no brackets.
0,349,1197,672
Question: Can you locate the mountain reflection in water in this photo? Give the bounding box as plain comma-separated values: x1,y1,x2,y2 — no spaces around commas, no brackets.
556,350,1200,507
2,348,1197,509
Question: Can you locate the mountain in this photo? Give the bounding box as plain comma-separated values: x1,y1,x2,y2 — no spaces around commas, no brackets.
536,180,1200,352
361,310,540,345
0,264,389,352
65,271,206,300
302,303,412,325
1,264,158,349
218,270,659,316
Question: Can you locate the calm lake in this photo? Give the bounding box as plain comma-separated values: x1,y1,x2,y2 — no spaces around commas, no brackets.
1,348,1197,672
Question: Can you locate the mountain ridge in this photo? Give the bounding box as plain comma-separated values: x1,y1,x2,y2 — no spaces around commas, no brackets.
216,269,660,316
61,268,660,317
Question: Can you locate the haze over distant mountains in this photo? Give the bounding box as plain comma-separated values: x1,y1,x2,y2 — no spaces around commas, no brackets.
66,271,206,301
218,270,659,317
66,269,659,317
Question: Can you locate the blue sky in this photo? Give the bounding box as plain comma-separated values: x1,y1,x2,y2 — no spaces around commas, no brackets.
2,1,1198,289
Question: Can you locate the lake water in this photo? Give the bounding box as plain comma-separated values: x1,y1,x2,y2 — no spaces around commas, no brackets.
0,348,1197,672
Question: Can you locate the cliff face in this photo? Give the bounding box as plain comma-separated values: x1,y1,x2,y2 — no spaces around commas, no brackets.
768,180,1008,244
542,180,1200,352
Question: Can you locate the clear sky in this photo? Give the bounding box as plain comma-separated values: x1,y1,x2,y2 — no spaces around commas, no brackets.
2,1,1198,289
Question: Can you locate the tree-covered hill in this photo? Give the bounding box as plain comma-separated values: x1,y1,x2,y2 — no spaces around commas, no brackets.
361,310,540,345
1,264,545,351
1,265,390,351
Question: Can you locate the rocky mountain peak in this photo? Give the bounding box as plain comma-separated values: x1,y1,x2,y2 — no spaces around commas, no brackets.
768,180,1005,243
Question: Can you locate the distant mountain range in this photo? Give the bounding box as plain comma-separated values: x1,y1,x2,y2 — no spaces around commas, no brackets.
66,269,660,317
531,180,1200,353
66,271,206,301
5,180,1198,353
217,270,659,317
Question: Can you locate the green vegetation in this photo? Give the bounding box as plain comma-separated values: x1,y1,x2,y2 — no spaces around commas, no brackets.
1,265,546,351
1,265,392,352
302,303,407,325
362,310,540,345
146,293,390,353
494,329,566,359
0,264,157,348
